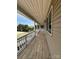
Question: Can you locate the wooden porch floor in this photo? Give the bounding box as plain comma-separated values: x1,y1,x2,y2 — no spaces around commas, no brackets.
17,31,51,59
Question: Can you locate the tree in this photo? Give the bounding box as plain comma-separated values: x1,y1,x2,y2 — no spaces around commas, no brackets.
17,24,23,31
17,24,34,32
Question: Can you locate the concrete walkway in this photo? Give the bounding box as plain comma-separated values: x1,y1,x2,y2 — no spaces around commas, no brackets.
17,31,51,59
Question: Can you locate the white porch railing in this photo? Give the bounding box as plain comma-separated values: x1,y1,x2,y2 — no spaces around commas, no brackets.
17,31,36,55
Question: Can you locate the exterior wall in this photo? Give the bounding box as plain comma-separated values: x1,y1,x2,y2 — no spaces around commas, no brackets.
51,0,61,59
45,0,61,59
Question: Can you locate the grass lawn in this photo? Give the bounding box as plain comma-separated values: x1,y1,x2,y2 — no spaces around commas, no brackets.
17,31,28,39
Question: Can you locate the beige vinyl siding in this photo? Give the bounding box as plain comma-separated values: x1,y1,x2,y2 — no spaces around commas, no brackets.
51,0,61,59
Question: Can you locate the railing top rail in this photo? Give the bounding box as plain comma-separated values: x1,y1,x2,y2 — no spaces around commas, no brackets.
17,31,35,41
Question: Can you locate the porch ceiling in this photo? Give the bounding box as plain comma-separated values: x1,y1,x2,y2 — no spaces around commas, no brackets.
17,0,52,25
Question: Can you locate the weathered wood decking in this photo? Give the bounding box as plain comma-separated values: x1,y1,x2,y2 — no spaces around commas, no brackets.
17,31,51,59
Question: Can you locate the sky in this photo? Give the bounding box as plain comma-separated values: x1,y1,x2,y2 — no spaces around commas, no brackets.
17,14,34,27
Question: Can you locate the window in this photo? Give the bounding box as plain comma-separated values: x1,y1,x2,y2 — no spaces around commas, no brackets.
48,12,51,33
46,11,51,33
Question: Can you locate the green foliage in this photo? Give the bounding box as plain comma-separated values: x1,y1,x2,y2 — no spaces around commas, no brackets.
17,24,34,32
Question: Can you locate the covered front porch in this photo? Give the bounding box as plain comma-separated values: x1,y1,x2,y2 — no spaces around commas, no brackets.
17,0,61,59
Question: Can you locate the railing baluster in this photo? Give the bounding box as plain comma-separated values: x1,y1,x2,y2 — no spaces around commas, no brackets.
17,31,36,55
